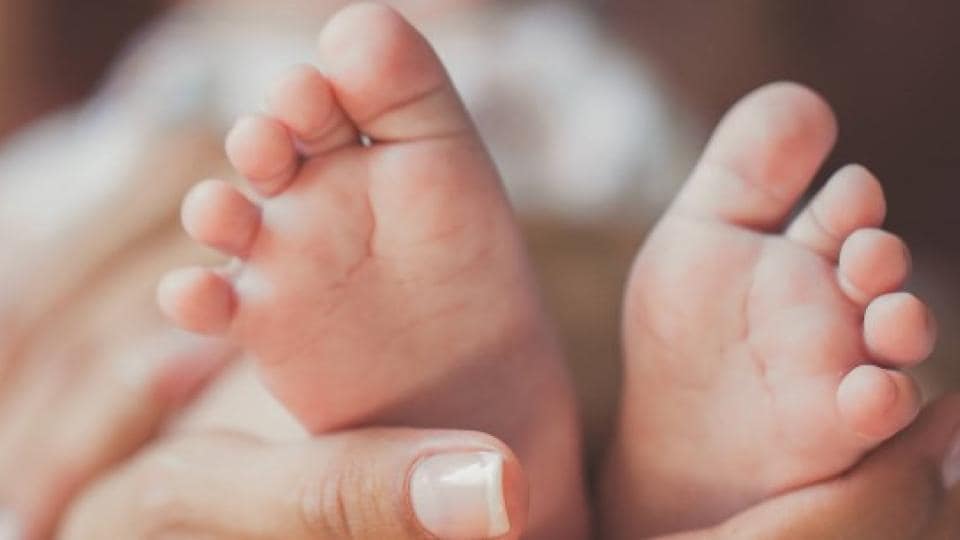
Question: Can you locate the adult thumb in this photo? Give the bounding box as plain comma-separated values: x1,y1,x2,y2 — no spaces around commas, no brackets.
60,428,528,540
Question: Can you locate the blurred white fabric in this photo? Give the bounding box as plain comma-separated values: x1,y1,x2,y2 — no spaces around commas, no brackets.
0,0,696,264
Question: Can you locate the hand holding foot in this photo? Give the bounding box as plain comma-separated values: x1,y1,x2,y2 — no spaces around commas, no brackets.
158,4,587,538
670,395,960,539
62,428,528,540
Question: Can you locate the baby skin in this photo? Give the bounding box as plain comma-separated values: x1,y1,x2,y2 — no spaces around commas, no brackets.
603,83,937,537
157,4,586,539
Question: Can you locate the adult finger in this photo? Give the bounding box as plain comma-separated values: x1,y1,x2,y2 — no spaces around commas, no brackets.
664,394,960,539
61,428,528,540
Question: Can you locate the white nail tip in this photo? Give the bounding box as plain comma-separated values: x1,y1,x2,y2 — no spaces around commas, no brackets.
411,451,510,539
0,508,21,540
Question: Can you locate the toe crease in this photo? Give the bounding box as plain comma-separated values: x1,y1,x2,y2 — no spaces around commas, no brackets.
742,243,783,445
805,201,841,246
354,83,470,142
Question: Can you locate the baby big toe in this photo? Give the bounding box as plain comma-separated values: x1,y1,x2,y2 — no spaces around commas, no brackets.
157,268,235,334
838,228,910,305
674,82,837,229
181,179,260,257
318,2,472,142
864,292,937,366
225,115,298,196
838,364,920,440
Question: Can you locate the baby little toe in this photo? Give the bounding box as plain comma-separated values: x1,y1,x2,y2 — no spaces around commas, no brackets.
838,364,921,440
157,268,236,335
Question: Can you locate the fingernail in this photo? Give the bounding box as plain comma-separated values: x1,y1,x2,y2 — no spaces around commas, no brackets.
410,451,510,540
942,428,960,488
0,508,21,540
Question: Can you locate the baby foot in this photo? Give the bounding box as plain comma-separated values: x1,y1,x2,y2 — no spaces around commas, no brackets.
603,83,936,536
158,4,586,538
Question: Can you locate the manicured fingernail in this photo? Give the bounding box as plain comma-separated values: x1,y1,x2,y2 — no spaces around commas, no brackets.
410,451,510,539
942,428,960,488
0,508,21,540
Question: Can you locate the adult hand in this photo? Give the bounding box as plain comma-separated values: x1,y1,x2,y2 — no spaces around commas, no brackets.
0,136,235,540
0,224,528,540
0,329,230,540
666,394,960,539
60,427,528,540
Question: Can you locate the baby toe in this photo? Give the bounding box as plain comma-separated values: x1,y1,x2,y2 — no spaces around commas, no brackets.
864,292,936,366
225,115,299,196
181,179,260,257
157,268,236,334
837,364,920,440
786,164,886,260
838,228,910,305
266,64,358,156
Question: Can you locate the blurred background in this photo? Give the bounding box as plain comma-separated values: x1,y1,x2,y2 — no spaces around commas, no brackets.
1,0,958,480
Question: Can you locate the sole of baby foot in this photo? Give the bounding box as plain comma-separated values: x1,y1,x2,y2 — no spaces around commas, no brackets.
159,4,588,538
602,82,934,537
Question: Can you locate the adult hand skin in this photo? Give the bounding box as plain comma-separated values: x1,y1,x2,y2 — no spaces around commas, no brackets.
53,393,960,540
664,394,960,540
0,184,235,540
0,217,530,540
5,345,960,540
0,330,230,540
60,428,528,540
